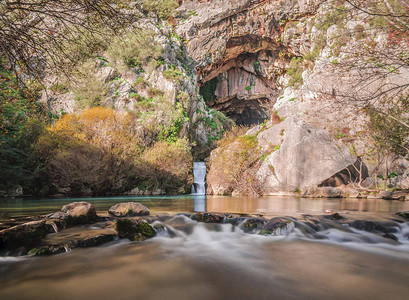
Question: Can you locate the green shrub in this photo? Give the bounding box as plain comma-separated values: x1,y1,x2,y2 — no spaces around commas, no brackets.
142,0,179,19
0,58,49,193
199,77,219,104
34,107,146,195
163,65,184,82
287,57,304,88
136,139,193,194
207,127,262,195
107,29,163,70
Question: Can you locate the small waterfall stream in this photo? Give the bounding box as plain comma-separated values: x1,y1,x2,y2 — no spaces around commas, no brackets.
191,162,206,195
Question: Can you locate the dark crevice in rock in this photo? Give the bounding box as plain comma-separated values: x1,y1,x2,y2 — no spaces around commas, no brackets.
319,158,369,187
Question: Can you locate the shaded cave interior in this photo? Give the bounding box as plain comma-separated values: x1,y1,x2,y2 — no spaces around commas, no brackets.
198,35,286,127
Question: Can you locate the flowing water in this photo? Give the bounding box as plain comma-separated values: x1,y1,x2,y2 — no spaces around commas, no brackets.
191,162,206,195
1,195,409,299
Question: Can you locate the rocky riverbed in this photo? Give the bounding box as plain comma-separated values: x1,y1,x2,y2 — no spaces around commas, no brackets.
1,201,409,257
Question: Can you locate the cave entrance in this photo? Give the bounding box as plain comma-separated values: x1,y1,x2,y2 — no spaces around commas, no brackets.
199,65,273,127
198,38,281,127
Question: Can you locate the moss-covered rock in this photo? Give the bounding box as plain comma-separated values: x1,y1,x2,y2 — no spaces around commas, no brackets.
115,219,156,241
28,245,67,256
0,221,49,252
241,217,267,233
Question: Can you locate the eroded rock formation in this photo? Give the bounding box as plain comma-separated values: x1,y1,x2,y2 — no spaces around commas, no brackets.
176,0,323,125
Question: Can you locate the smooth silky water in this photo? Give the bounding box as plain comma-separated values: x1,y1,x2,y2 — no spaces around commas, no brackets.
1,195,409,299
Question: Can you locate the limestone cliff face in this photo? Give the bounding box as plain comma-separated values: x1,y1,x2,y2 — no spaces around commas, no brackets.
40,1,409,194
175,0,328,126
40,11,225,159
177,0,409,193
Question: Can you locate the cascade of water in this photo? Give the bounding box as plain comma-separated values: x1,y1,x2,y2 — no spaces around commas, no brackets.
50,222,58,233
191,162,206,195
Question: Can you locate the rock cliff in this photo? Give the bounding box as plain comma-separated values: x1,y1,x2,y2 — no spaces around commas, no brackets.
175,0,408,194
34,0,408,195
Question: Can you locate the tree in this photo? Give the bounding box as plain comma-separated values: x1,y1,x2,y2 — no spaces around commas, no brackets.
313,0,409,159
0,0,135,79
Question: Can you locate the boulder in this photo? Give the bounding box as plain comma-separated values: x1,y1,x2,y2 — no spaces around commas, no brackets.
207,116,366,196
28,232,117,256
377,191,393,199
259,217,295,236
241,217,268,233
396,211,409,219
115,219,156,241
0,221,49,251
324,212,344,221
28,245,67,256
348,220,399,233
303,187,344,198
257,116,359,193
382,233,398,241
108,202,150,217
377,191,406,201
61,202,97,226
194,212,225,223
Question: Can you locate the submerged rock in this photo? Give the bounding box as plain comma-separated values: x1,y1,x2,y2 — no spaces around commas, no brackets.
61,202,97,226
259,217,295,236
396,212,409,220
28,245,67,256
108,202,150,217
28,232,117,256
76,233,116,248
382,233,398,242
348,220,399,234
0,221,49,252
115,219,156,241
324,212,344,221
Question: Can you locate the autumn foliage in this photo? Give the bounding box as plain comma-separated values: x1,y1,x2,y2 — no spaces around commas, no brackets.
34,107,192,196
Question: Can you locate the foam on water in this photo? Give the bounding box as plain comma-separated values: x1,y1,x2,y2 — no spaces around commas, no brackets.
150,215,409,263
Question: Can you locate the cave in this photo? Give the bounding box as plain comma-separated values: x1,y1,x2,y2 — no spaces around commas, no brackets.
198,35,283,126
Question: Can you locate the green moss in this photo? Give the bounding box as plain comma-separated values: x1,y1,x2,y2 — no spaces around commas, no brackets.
199,77,219,104
115,218,156,241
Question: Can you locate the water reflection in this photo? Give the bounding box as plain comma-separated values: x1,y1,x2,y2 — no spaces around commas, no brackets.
205,196,409,216
1,195,409,221
193,195,206,212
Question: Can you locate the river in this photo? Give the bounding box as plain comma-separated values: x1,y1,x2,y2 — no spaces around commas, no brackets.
1,195,409,299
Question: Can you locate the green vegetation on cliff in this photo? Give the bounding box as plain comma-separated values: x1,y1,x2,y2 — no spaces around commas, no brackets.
0,59,50,194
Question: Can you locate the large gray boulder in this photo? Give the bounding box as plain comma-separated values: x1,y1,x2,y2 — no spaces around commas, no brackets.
61,202,97,226
256,116,358,193
108,202,150,217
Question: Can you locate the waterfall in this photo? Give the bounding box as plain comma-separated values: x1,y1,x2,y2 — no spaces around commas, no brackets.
191,162,206,195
